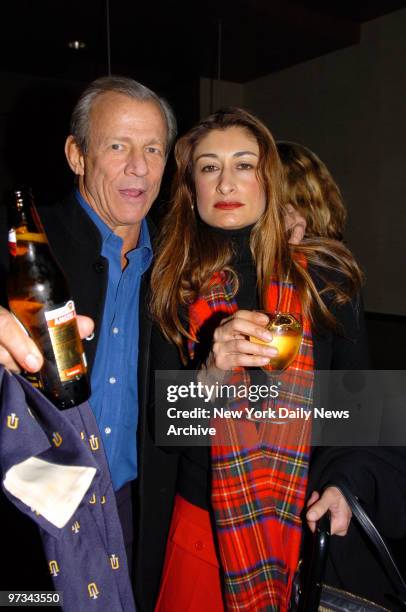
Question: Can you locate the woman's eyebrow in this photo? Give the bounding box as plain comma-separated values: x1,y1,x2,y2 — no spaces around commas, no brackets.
194,152,218,161
194,150,258,161
233,150,258,158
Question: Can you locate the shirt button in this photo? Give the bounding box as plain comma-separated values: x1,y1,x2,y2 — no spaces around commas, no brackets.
93,260,105,273
195,540,204,551
105,427,111,435
112,327,119,335
109,377,117,384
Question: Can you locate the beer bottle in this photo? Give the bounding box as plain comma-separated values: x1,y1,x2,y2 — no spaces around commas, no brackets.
7,187,90,409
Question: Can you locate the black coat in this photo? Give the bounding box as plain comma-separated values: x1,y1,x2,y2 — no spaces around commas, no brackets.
0,193,178,611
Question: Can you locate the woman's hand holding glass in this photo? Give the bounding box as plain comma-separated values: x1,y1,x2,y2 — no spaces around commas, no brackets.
210,310,278,371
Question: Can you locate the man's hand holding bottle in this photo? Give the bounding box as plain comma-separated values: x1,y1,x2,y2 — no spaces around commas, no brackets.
0,306,94,373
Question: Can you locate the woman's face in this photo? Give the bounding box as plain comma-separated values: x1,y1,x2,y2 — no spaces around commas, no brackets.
193,126,266,229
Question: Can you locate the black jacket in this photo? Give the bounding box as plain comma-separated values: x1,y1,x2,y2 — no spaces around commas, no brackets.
0,193,178,611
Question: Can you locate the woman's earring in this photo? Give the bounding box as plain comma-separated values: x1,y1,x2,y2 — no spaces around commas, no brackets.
191,202,195,212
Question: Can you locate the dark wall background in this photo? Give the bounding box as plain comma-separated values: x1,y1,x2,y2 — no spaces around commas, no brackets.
0,79,80,205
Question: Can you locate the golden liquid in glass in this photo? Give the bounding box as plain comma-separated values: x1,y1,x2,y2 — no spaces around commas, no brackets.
250,313,303,371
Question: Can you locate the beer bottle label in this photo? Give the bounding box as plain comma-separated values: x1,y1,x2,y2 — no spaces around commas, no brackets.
44,300,86,382
8,229,17,257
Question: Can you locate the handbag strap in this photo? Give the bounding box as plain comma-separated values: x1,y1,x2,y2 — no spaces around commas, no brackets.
299,479,406,612
333,478,406,605
299,513,330,612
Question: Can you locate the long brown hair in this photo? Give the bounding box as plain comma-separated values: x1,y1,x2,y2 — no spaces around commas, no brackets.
150,108,362,361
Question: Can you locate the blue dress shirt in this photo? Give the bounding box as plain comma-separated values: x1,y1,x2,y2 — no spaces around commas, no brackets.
76,191,152,490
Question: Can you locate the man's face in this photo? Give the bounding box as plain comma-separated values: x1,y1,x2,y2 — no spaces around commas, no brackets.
68,92,167,240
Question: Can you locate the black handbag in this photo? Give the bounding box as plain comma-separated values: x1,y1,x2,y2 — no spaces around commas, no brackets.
291,479,406,612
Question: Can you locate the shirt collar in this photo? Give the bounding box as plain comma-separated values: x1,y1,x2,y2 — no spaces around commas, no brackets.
75,189,152,255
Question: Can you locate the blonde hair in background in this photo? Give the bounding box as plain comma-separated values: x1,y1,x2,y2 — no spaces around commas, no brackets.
277,141,347,240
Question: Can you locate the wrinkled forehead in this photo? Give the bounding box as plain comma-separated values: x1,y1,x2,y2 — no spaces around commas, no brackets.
87,91,168,148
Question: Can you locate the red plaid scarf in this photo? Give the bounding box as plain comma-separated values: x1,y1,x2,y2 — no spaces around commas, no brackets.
188,267,314,611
